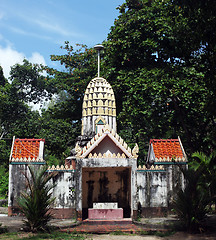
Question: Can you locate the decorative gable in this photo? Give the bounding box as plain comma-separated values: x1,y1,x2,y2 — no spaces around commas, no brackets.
147,137,187,163
9,137,45,163
75,126,139,159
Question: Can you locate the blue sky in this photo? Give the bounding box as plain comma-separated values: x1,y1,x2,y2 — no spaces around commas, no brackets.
0,0,124,79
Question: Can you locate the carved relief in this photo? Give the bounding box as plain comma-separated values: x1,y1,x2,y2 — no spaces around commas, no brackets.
132,143,139,158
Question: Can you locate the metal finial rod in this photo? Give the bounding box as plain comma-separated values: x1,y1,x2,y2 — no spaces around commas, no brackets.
94,44,104,77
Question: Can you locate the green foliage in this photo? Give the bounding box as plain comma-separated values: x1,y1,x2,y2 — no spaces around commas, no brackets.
0,223,7,234
103,0,216,157
0,165,8,199
0,231,86,239
9,59,54,104
18,165,56,232
173,152,216,232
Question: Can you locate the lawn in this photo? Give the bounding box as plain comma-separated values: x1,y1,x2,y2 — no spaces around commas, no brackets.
0,231,89,240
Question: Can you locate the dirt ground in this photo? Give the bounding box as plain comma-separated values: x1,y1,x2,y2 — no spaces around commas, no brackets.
86,232,216,240
1,207,216,240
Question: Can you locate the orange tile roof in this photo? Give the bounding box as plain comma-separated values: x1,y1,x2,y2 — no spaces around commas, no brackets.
150,139,184,159
11,138,45,160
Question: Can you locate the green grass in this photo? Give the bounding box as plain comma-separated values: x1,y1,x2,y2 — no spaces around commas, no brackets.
0,231,87,240
139,229,175,237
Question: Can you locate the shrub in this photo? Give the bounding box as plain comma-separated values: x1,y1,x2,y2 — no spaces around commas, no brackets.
18,165,56,232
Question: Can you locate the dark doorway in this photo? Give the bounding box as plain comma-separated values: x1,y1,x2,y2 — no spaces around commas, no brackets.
82,167,131,220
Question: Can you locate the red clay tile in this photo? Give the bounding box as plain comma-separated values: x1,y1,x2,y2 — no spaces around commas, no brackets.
150,139,184,159
11,138,45,160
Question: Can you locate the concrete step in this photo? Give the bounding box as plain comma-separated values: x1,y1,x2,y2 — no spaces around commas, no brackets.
82,218,132,225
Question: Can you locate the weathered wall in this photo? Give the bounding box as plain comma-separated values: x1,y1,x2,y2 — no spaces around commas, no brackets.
8,164,43,216
136,164,186,217
49,170,76,218
8,162,186,219
137,170,167,208
8,164,77,218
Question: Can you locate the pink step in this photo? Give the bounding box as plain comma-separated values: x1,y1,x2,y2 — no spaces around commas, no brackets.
88,208,123,219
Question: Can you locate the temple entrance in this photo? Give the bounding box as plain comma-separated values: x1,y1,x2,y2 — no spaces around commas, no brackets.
82,167,131,220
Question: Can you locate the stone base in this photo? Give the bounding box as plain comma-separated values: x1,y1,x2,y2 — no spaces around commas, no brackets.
50,208,76,219
88,208,123,219
141,207,168,218
8,206,76,219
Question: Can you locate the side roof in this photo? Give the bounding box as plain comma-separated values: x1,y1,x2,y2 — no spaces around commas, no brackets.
10,137,45,163
147,137,187,163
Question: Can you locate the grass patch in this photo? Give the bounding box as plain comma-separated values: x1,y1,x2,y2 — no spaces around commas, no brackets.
139,229,175,237
0,231,87,240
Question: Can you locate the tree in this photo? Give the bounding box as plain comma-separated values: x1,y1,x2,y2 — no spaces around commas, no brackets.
18,165,56,232
103,0,216,157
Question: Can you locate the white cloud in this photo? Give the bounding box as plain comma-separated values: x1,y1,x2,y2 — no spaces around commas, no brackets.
0,45,46,79
29,52,46,66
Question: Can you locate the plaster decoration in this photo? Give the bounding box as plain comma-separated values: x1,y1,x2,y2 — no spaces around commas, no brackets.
115,133,120,141
87,108,92,115
132,143,139,158
122,153,126,158
83,109,87,117
92,108,96,114
98,107,104,115
111,129,115,136
83,146,87,153
95,134,99,141
98,99,103,106
107,153,111,158
93,100,96,106
112,153,116,158
75,143,82,157
89,153,92,158
119,138,124,145
95,116,106,125
98,93,103,99
123,142,128,149
87,142,91,149
103,153,106,158
127,147,132,154
117,153,121,158
93,153,98,158
103,124,111,132
69,165,74,170
98,153,102,158
47,165,74,171
88,101,92,107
